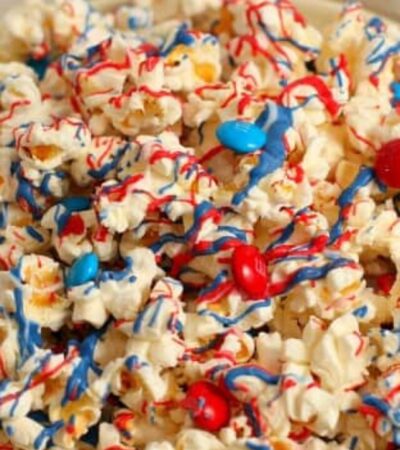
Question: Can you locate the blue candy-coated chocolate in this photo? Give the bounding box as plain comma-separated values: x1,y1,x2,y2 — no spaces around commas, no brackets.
60,196,91,212
393,82,400,97
66,253,99,288
392,81,400,102
216,120,266,154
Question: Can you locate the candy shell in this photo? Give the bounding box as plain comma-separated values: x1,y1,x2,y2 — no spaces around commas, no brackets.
376,273,396,295
60,197,91,212
392,81,400,101
216,120,266,154
183,381,231,432
375,139,400,188
231,245,268,298
66,253,99,288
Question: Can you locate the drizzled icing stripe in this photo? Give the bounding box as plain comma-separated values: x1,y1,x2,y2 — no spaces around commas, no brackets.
11,162,44,220
232,101,292,205
62,327,104,405
133,294,183,335
243,402,264,438
364,17,400,84
224,364,280,391
257,18,318,56
246,442,271,450
279,75,341,116
151,208,246,276
9,260,42,364
198,300,272,326
268,255,356,296
33,420,64,450
362,395,390,414
159,23,197,56
329,166,375,243
231,0,315,81
265,207,309,250
87,141,131,180
13,287,42,364
197,270,235,305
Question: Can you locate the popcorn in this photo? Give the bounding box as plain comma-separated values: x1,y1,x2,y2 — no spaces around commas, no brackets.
344,92,391,157
0,73,43,147
50,0,94,51
41,205,97,263
0,254,69,331
0,0,399,449
219,0,322,91
163,25,222,91
0,0,50,61
103,86,182,137
0,318,19,379
114,6,153,32
96,132,217,233
0,380,34,418
145,442,175,450
67,247,159,323
70,136,132,186
175,429,225,450
2,416,59,450
303,314,372,394
360,365,400,447
15,117,91,171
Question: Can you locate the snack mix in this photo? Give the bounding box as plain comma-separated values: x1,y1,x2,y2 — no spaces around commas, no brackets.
1,0,400,449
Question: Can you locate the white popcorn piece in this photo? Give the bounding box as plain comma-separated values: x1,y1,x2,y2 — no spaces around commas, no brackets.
0,381,34,418
2,416,51,450
15,117,91,171
103,86,182,137
176,429,226,450
0,254,69,330
0,0,399,449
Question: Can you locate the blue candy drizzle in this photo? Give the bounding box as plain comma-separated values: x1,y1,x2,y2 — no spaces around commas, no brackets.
329,167,375,243
62,330,103,406
33,420,64,450
159,23,196,56
224,365,280,391
233,102,292,205
199,300,272,327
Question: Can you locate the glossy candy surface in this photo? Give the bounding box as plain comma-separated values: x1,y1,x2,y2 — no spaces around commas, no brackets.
375,139,400,188
376,273,396,295
183,381,231,432
231,245,269,298
216,120,267,154
60,197,91,212
66,252,100,288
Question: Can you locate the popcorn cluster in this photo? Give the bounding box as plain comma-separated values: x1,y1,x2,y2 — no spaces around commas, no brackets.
1,0,400,449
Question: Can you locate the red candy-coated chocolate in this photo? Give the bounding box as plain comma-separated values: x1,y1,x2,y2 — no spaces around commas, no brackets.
183,381,231,432
375,139,400,188
231,245,268,298
376,273,396,295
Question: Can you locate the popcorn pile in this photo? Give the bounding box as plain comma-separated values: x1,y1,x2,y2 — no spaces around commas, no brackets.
1,0,400,449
